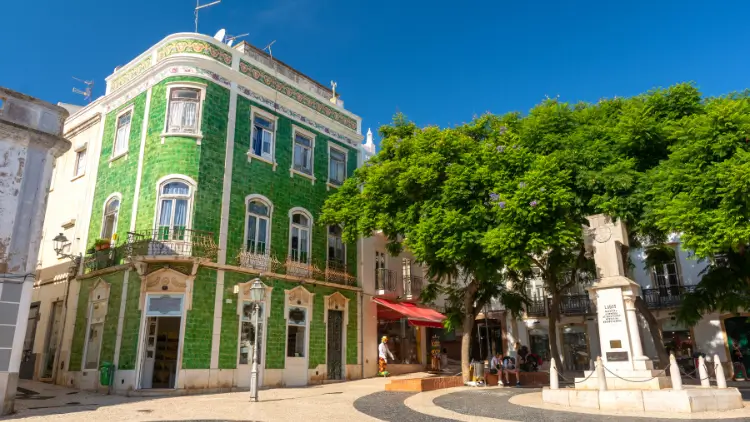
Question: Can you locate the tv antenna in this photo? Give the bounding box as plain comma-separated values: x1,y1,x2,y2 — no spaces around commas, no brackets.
263,41,279,110
194,0,221,33
225,33,249,47
72,77,93,102
263,40,277,58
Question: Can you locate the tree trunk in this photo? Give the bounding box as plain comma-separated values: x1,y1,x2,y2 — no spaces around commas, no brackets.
461,310,475,383
460,280,480,383
634,296,669,368
547,292,564,371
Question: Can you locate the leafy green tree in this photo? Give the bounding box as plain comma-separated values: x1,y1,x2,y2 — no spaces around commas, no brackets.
642,91,750,323
320,115,526,381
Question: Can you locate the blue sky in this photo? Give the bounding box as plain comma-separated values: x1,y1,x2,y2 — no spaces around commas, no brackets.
2,0,749,145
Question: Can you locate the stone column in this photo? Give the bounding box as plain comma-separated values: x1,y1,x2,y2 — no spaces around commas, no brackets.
0,87,70,415
624,295,646,364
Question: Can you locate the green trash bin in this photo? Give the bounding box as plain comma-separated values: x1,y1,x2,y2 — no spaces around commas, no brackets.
99,362,115,387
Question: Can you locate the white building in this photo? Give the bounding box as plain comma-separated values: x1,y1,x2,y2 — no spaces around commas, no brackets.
0,87,71,414
26,101,104,386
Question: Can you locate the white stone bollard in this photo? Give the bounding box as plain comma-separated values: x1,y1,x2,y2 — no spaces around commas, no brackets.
596,356,607,391
550,357,559,390
698,355,710,387
669,353,682,391
715,354,727,389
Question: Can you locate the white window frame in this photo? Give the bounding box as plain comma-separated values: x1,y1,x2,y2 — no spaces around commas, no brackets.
327,143,348,189
153,175,197,237
112,105,134,160
290,125,316,183
100,193,122,242
247,107,278,169
651,259,682,294
161,82,206,143
243,194,273,256
326,224,346,267
288,207,313,263
72,146,87,180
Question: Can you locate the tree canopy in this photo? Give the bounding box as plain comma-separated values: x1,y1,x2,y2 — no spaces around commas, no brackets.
321,82,745,372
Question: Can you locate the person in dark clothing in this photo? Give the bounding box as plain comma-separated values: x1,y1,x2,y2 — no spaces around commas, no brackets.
731,340,747,381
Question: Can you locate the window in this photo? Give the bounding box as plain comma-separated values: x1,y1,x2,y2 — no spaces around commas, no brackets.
246,199,270,255
156,181,191,240
251,114,275,161
290,211,311,263
293,132,313,175
73,149,86,178
113,111,131,156
328,147,347,186
327,225,345,267
166,87,201,134
240,302,264,365
653,262,681,296
286,307,307,358
101,197,120,241
84,299,107,370
402,258,412,280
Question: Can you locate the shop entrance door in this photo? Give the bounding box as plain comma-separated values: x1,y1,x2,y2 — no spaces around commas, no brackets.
327,310,344,380
19,303,40,380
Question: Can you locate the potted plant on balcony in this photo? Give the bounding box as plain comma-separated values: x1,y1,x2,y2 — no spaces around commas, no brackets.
94,238,111,251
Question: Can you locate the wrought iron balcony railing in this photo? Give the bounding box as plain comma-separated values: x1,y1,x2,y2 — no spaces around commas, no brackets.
526,299,547,317
403,275,423,299
127,228,218,260
83,245,127,273
375,268,396,293
642,285,696,309
557,294,593,315
234,249,357,286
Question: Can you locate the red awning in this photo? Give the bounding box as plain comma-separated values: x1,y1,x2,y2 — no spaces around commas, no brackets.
374,298,446,329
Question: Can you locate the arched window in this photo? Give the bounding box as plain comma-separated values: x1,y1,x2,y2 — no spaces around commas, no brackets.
101,196,120,241
327,225,345,267
156,180,192,240
289,210,311,264
246,198,271,255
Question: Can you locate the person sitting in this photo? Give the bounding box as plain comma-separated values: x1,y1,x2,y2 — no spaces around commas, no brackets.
731,341,747,381
502,355,519,387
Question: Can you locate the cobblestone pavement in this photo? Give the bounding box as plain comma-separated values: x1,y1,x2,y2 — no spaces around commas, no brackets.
433,389,750,422
7,378,750,422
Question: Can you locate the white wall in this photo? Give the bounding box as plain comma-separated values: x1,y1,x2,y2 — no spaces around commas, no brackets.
629,237,709,289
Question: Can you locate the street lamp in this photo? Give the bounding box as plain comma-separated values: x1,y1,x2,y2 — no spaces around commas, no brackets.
249,278,266,402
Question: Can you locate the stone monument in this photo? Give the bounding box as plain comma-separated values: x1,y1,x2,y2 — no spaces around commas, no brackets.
576,214,669,390
542,214,744,413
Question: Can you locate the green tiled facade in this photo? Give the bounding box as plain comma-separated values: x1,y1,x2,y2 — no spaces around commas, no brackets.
71,51,363,389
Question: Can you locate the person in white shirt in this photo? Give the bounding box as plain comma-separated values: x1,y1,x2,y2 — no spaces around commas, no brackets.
378,336,395,376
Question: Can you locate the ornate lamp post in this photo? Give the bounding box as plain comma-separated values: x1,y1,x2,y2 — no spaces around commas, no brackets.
249,278,266,402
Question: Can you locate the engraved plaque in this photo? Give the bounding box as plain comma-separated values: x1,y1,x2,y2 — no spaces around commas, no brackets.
606,351,629,362
609,340,622,349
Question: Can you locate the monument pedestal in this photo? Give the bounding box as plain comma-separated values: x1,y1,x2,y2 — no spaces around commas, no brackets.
542,215,744,414
543,387,744,413
574,370,671,390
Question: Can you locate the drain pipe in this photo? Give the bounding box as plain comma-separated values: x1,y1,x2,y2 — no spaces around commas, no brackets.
359,236,365,379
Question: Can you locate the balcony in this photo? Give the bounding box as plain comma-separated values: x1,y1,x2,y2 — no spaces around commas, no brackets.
642,285,696,309
128,228,218,260
403,275,423,300
375,268,396,293
235,249,357,286
557,294,593,315
83,245,126,273
526,299,547,317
